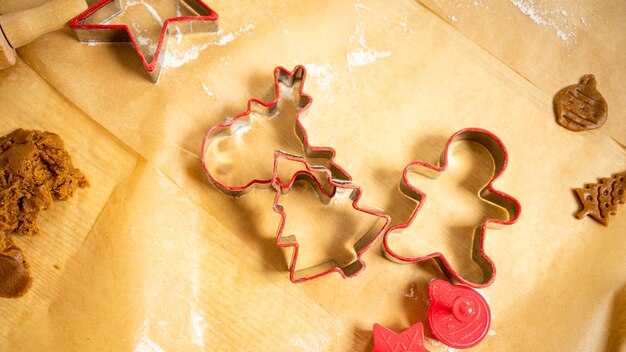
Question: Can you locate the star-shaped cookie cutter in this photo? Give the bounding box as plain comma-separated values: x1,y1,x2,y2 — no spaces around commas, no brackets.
201,65,351,197
69,0,218,82
382,128,521,288
272,151,390,283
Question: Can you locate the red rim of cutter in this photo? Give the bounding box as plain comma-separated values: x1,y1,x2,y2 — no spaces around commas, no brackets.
382,128,521,288
201,65,351,197
69,0,219,82
272,151,390,283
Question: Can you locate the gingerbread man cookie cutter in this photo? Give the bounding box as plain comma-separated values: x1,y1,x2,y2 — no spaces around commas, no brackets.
382,128,521,288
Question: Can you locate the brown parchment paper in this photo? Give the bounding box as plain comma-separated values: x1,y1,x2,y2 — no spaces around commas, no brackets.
0,59,352,351
416,0,626,145
0,0,625,350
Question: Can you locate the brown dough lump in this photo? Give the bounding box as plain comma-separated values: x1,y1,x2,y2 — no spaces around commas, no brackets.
0,129,88,298
0,128,89,236
0,231,31,298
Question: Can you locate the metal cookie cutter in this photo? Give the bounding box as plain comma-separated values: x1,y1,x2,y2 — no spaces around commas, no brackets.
201,65,351,197
272,151,390,283
69,0,218,82
382,128,521,288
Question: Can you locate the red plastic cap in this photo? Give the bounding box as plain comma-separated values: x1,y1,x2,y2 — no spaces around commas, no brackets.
427,279,491,349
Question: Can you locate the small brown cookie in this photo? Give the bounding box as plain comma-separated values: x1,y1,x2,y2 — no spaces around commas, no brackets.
574,172,626,226
0,231,32,298
554,74,608,131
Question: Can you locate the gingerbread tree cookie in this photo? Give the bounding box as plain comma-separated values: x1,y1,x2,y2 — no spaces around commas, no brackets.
574,172,625,226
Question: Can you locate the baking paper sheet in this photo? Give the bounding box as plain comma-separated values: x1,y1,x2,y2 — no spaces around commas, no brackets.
1,0,625,350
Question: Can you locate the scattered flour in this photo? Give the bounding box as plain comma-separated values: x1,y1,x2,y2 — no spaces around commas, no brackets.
427,337,459,351
201,83,215,97
125,0,164,26
449,15,458,22
399,16,412,34
448,0,490,10
136,35,150,46
134,337,166,352
290,332,331,352
427,337,442,347
278,82,296,103
354,3,372,11
164,23,255,68
230,119,251,136
165,44,204,68
303,64,335,92
217,23,255,46
509,0,587,45
346,49,391,70
134,35,158,57
346,2,391,71
488,329,497,336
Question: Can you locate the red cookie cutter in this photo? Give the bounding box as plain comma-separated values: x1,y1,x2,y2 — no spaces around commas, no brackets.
272,151,390,283
69,0,219,82
372,322,429,352
201,65,351,196
382,128,521,288
427,279,491,349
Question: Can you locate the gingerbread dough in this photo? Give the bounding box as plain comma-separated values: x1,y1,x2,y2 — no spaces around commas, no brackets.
0,129,88,297
0,231,31,298
0,128,89,236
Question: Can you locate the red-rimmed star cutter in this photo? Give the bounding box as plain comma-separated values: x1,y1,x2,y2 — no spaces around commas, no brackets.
69,0,218,82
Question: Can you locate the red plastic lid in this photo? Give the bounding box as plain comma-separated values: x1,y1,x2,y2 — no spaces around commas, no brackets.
427,279,491,349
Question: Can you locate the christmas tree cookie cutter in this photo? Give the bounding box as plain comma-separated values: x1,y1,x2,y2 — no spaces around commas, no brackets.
201,65,351,197
272,151,390,283
382,128,521,288
69,0,219,82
